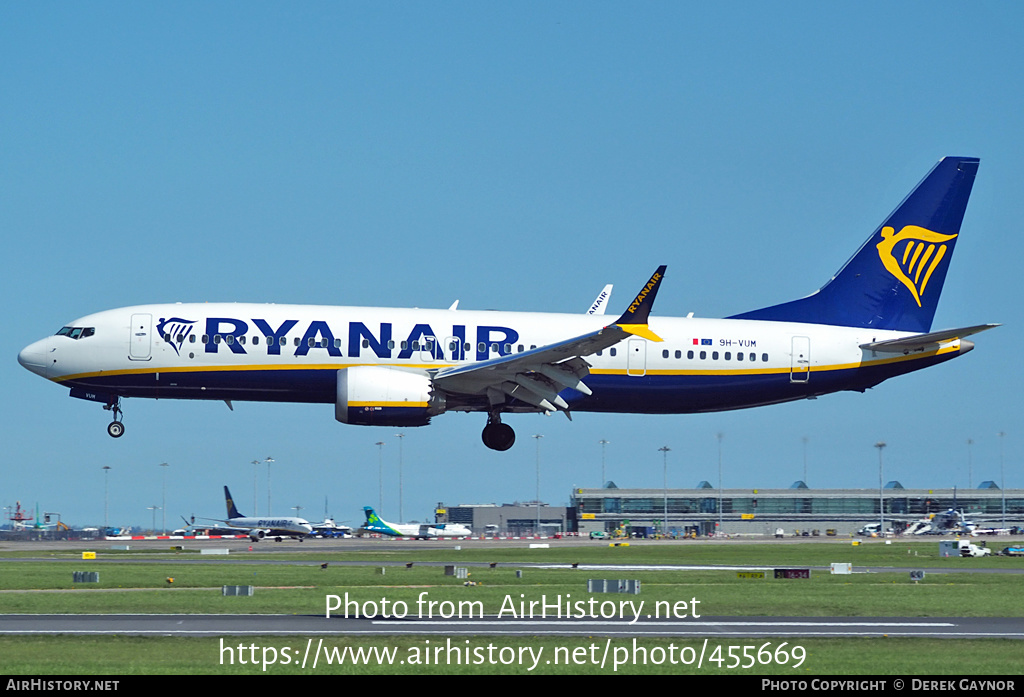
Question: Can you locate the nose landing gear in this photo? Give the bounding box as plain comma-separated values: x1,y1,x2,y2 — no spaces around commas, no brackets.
104,398,125,438
481,412,515,451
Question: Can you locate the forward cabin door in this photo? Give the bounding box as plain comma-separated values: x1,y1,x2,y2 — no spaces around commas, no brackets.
129,313,152,360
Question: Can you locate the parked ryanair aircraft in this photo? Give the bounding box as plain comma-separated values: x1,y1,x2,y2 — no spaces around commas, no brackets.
197,486,313,542
19,157,995,451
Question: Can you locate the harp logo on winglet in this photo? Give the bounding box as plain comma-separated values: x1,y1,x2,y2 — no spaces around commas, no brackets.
876,226,958,307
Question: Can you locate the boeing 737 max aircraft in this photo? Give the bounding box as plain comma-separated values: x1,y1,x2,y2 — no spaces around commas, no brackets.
199,486,313,541
18,157,996,451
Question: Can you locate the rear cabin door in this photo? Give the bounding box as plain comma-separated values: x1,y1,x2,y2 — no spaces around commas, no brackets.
790,336,810,383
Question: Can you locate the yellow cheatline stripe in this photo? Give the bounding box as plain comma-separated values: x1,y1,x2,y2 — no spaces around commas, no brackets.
52,342,959,383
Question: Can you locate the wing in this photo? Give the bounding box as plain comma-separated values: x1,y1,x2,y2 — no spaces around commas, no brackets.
434,267,666,415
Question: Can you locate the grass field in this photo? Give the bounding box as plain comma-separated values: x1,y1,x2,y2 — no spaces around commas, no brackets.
1,539,1021,675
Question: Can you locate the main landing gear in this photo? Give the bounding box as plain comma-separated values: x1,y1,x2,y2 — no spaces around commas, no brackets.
481,412,515,452
104,398,125,438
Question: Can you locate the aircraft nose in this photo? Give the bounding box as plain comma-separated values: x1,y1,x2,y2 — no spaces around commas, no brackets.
18,338,50,377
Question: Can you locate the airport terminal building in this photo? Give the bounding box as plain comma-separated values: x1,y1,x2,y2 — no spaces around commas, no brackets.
439,483,1023,537
571,482,1024,537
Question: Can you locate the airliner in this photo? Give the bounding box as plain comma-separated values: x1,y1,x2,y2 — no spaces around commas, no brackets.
360,506,472,538
200,486,314,541
18,157,995,451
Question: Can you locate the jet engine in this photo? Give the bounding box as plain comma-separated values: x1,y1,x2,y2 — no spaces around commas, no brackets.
335,366,445,427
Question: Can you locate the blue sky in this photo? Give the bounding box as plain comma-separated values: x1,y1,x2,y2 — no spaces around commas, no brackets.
3,3,1021,530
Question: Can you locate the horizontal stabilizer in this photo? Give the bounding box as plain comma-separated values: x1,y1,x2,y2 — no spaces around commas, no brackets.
860,324,999,353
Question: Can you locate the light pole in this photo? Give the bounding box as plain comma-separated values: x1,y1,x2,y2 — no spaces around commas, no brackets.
251,460,260,515
717,433,724,535
265,457,275,515
147,505,160,535
533,435,543,534
999,431,1006,529
802,436,809,486
159,462,169,535
875,442,887,532
102,466,111,530
599,439,609,488
375,441,385,513
967,439,974,490
395,433,405,523
659,446,670,536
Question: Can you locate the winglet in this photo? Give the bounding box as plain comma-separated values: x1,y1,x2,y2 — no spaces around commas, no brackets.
613,265,667,341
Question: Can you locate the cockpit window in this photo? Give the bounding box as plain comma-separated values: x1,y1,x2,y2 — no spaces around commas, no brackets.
56,326,95,339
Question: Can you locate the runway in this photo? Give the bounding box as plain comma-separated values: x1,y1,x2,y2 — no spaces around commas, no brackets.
2,613,1024,639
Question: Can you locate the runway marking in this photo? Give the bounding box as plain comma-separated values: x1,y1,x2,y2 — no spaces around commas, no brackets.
371,620,956,627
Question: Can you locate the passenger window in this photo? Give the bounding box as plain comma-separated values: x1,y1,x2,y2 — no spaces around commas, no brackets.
699,351,706,360
761,353,768,362
687,350,694,359
252,336,260,345
737,352,744,361
712,351,718,360
675,350,681,359
190,335,197,343
662,350,669,358
724,351,730,360
213,335,221,344
362,339,370,349
279,337,286,346
388,340,396,350
610,348,616,357
293,337,300,346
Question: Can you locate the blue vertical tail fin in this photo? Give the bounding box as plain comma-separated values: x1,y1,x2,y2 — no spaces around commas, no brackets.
224,486,243,519
729,157,980,333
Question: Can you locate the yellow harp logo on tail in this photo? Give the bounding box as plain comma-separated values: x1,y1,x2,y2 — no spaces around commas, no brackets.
876,226,958,307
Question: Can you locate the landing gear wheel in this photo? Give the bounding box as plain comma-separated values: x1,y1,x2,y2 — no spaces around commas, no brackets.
104,397,124,438
482,422,515,451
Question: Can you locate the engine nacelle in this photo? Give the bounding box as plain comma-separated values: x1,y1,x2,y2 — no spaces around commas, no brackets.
336,366,445,427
